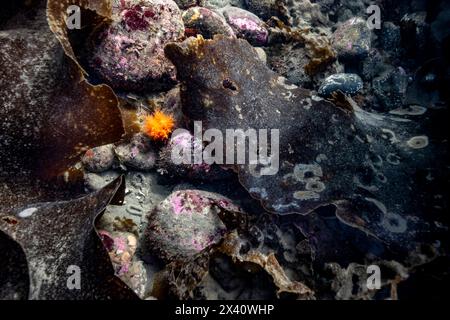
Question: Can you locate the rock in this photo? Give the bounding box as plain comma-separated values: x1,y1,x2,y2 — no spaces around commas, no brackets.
199,0,245,9
255,47,267,64
244,0,279,20
318,73,363,97
361,49,387,82
162,87,184,128
98,230,147,298
81,144,115,173
279,0,329,27
84,171,121,191
372,67,409,111
87,0,184,91
157,130,232,180
379,22,401,58
114,133,157,170
173,0,197,9
182,7,235,39
119,260,148,298
221,6,268,46
96,170,172,233
332,17,371,61
144,190,240,262
99,230,138,275
430,3,450,47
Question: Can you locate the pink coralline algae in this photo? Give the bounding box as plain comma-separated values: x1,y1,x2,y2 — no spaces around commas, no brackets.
158,131,230,181
144,190,244,262
222,6,268,46
87,0,185,91
98,230,138,276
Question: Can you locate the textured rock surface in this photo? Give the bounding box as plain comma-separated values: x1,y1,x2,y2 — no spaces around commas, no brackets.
245,0,279,20
183,6,235,38
82,144,116,173
87,0,184,91
332,17,372,60
158,131,232,181
372,67,409,111
114,134,157,170
144,190,242,262
222,6,268,46
1,0,449,302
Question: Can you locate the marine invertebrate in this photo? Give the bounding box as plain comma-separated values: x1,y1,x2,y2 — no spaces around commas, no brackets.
142,109,175,141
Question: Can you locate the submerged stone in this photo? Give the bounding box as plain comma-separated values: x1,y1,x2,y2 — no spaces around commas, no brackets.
318,73,363,97
82,144,116,173
144,190,241,262
87,0,184,91
183,6,235,39
332,17,371,60
222,6,268,46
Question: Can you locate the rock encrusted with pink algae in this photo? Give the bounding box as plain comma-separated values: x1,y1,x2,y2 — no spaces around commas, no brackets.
114,133,157,170
158,131,231,180
99,230,148,298
87,0,184,91
221,6,268,46
183,6,235,39
144,190,244,262
332,17,372,61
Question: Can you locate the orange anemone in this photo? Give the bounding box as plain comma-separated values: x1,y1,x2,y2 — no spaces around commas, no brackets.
142,109,175,141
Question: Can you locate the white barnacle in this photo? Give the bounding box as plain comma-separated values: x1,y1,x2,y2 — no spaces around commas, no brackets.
277,76,298,90
293,163,323,181
407,136,429,149
389,105,427,116
381,128,400,144
381,213,408,233
305,180,326,192
316,154,328,163
386,153,401,165
302,98,312,110
18,207,38,218
293,190,320,201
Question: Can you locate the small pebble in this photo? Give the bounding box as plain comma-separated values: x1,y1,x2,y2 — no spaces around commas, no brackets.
114,133,157,171
81,144,115,173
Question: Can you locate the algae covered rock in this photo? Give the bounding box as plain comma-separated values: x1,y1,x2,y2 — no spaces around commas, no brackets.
87,0,185,91
144,190,244,262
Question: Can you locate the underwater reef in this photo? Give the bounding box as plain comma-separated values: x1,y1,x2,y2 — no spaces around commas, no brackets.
0,0,449,300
